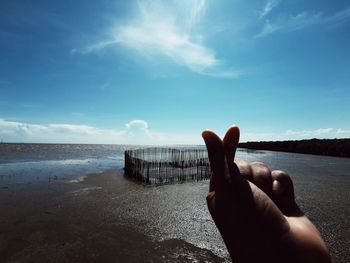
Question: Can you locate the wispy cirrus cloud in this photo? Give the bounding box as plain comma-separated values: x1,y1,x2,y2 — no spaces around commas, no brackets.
70,39,118,55
256,6,350,37
72,0,241,78
259,0,280,19
255,20,280,38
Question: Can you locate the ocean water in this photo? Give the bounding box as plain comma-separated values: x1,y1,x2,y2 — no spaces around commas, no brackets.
0,144,130,185
0,144,349,262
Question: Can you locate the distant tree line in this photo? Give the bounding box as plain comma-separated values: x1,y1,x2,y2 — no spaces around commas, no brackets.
238,138,350,158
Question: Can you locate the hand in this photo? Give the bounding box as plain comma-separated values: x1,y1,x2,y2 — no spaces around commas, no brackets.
202,125,331,263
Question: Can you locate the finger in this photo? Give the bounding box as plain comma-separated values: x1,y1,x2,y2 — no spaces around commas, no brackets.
202,130,226,192
222,125,240,164
271,170,296,202
271,170,294,196
250,162,272,195
206,191,216,215
235,158,253,182
271,170,301,216
223,126,248,189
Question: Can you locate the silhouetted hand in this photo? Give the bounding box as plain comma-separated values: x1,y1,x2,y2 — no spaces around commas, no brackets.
202,125,331,263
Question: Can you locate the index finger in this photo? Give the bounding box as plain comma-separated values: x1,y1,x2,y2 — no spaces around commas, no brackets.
223,125,240,163
223,125,246,188
202,130,226,192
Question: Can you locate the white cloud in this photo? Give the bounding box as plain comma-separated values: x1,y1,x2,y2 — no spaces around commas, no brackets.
259,0,280,19
0,119,125,144
337,128,350,134
199,69,243,78
241,127,350,142
124,119,202,144
70,40,117,55
115,21,216,70
125,119,149,130
325,6,350,23
287,11,323,31
285,128,334,137
188,0,206,29
0,118,199,145
72,0,239,78
282,128,350,140
256,6,350,37
255,20,280,38
2,118,349,144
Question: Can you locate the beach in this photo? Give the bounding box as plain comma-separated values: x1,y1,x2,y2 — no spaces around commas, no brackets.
0,170,225,263
0,145,349,262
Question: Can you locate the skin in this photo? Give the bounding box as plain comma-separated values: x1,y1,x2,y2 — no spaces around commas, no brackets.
202,125,331,263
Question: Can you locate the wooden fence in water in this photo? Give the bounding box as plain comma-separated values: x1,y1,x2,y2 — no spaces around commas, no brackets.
124,147,211,185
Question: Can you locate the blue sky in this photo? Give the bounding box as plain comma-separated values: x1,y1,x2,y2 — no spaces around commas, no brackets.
0,0,349,144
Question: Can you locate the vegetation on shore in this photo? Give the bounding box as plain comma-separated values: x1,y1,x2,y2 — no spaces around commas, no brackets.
238,138,350,158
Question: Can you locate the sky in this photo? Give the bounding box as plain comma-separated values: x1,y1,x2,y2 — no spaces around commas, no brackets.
0,0,349,144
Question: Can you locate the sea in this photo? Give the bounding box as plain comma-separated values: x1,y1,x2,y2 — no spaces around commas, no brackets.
0,144,130,185
0,143,349,262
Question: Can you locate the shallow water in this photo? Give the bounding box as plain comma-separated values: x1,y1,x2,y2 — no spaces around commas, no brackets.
0,144,128,185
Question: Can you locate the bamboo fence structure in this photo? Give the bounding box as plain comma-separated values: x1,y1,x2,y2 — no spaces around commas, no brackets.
124,147,211,185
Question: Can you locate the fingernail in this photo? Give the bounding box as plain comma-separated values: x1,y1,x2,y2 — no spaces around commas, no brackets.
272,180,283,194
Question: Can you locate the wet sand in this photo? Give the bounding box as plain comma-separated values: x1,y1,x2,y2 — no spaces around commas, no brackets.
0,170,227,263
1,150,349,262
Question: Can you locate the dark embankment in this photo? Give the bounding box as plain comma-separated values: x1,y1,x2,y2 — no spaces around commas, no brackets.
239,138,350,158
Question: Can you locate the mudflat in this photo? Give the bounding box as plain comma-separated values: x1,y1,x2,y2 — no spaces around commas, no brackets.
0,170,227,263
0,148,349,262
